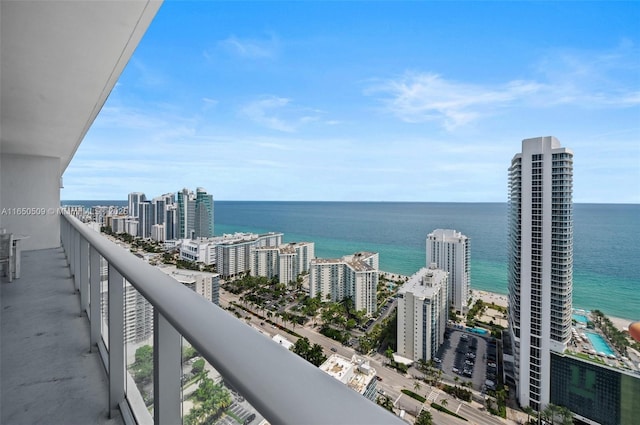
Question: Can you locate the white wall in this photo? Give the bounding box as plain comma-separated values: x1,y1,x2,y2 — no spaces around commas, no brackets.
0,154,61,250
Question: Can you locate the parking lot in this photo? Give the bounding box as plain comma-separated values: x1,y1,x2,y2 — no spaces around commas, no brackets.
436,328,491,391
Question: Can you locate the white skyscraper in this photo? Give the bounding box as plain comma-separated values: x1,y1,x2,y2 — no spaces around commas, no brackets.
426,229,470,314
508,136,573,411
396,264,448,362
128,192,145,220
177,188,196,239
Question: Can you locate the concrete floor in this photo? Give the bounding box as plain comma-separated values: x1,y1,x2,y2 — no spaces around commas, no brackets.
1,247,122,425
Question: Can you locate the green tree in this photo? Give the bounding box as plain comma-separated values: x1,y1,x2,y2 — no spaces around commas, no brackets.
413,379,422,393
557,406,574,425
523,406,536,425
291,337,327,366
377,395,395,412
131,345,153,385
385,346,395,362
414,410,433,425
183,345,198,361
191,358,205,375
308,343,327,366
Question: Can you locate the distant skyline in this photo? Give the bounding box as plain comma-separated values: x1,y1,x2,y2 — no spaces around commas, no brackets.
62,1,640,203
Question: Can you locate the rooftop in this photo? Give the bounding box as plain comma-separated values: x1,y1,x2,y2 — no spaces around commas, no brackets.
319,354,376,395
398,266,448,298
312,251,378,272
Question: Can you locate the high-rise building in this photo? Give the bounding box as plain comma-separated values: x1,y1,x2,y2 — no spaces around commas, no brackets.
165,204,177,241
194,187,214,238
152,196,166,226
177,188,196,239
215,232,283,278
138,200,153,239
128,192,145,220
426,229,470,314
309,252,378,315
396,264,449,362
251,242,315,285
507,136,573,411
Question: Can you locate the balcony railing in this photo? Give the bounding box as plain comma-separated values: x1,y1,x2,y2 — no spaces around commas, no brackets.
60,213,403,425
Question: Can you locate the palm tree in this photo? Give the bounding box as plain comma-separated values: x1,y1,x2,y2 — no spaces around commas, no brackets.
413,379,422,393
454,376,460,388
440,398,448,409
523,406,535,425
557,405,573,425
414,409,433,425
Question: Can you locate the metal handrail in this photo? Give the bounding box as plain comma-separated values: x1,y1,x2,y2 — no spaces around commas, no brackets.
62,213,403,425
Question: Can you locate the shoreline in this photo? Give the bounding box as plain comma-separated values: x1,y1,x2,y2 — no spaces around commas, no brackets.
380,270,637,327
469,289,635,332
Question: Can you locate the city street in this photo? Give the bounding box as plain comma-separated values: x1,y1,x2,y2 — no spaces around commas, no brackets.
217,287,518,425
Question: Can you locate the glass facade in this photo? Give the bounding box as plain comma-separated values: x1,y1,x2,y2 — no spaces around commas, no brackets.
550,353,640,425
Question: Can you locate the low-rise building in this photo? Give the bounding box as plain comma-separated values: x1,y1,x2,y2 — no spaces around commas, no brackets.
319,354,377,401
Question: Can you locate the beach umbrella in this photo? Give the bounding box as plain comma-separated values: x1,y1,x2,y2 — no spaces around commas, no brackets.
629,321,640,342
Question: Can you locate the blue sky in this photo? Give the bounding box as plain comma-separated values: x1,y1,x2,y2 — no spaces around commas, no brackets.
63,1,640,203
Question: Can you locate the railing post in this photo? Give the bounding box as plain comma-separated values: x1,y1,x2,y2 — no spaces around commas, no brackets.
68,222,75,276
74,230,81,291
79,236,89,316
154,311,182,425
60,216,65,249
108,264,125,419
90,246,101,351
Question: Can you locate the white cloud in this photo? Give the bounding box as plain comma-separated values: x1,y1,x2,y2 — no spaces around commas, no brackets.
217,34,279,59
202,97,219,109
368,73,545,130
240,96,322,132
369,43,640,131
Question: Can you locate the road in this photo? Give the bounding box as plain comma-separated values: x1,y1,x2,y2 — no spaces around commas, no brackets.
218,287,512,425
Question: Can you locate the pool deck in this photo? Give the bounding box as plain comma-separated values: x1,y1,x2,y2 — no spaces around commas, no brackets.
568,324,638,372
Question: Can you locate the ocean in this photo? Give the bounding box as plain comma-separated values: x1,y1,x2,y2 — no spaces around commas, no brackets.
66,201,639,321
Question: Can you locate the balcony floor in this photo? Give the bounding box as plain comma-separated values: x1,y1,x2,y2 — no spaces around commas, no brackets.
1,247,122,425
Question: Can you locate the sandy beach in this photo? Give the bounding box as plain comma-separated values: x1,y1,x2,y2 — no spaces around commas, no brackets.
380,272,635,332
470,289,634,332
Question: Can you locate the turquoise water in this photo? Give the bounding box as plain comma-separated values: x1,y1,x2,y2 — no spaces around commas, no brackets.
585,332,615,356
572,314,588,324
471,328,489,335
65,201,640,321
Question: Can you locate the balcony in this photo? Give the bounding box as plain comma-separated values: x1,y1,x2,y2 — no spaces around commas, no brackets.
2,214,403,424
1,247,121,425
0,3,403,422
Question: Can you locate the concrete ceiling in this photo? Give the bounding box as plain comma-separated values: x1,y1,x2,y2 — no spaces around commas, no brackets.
0,0,163,175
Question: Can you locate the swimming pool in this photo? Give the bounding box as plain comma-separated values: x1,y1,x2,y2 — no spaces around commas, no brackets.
470,327,489,335
572,314,588,324
585,332,615,356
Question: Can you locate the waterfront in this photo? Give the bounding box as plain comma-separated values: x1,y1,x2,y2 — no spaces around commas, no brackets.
64,200,639,321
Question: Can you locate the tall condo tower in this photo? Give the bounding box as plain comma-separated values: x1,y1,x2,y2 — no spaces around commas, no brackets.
127,192,146,220
426,229,470,314
396,264,449,362
507,136,573,411
177,188,196,239
194,187,214,238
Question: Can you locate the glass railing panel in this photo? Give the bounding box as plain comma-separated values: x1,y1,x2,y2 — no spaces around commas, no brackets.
100,256,109,349
124,281,155,421
181,338,266,425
